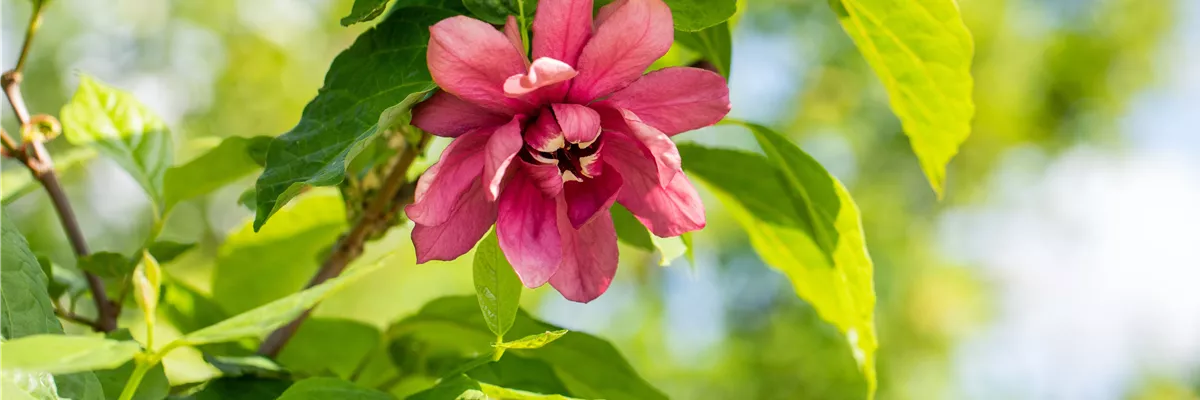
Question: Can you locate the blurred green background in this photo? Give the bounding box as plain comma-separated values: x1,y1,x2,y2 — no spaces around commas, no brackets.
3,0,1198,399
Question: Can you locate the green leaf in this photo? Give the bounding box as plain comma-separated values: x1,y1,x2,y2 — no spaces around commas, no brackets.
75,252,133,279
674,21,731,78
175,260,386,347
214,191,345,316
409,374,579,400
496,330,567,350
0,335,141,375
828,0,974,196
1,210,104,399
60,75,173,209
277,319,381,379
664,0,736,31
462,0,533,25
1,372,44,400
204,355,285,378
390,296,667,400
253,7,457,231
465,354,571,396
163,136,271,211
679,232,695,266
611,204,653,252
473,229,522,339
341,0,391,26
147,240,195,264
678,131,878,395
276,377,392,400
185,377,293,400
1,210,64,339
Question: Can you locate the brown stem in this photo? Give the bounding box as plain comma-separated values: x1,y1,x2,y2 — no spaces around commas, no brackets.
2,4,119,333
257,133,430,357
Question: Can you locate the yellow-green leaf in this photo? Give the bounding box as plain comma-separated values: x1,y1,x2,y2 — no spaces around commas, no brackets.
829,0,974,196
679,133,878,396
496,330,568,350
0,335,141,375
473,229,523,339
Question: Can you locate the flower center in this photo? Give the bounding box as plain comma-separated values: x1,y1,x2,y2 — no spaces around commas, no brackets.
521,135,602,182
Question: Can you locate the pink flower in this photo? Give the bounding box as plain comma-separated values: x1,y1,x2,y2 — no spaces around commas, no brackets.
407,0,730,302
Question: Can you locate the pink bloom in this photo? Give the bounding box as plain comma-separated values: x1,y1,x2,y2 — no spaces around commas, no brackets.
407,0,730,302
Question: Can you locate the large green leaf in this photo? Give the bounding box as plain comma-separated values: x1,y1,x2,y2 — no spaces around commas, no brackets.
163,136,271,211
0,209,104,400
213,191,345,316
828,0,974,195
473,229,522,339
0,335,140,375
390,296,667,400
674,21,732,78
277,318,381,379
253,6,458,230
175,260,386,347
664,0,736,31
276,377,392,400
185,377,293,400
60,75,173,209
341,0,391,26
465,355,572,395
678,134,877,395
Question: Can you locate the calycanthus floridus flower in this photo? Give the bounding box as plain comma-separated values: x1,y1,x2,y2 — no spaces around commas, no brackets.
406,0,731,302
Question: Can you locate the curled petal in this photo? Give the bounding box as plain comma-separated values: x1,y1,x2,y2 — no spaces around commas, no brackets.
564,162,622,228
552,103,601,145
549,198,618,303
429,16,532,114
567,0,673,103
411,91,511,137
525,110,566,153
406,129,490,226
497,172,563,287
412,180,496,263
504,57,579,98
522,159,565,197
532,0,593,67
598,67,731,136
483,117,525,201
605,134,705,237
600,107,681,187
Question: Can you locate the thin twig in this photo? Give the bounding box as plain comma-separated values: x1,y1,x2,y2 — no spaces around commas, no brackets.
2,4,119,332
53,299,101,329
257,132,431,357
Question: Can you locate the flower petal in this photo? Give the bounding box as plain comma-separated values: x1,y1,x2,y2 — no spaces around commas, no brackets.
600,107,681,187
429,16,532,114
564,162,622,228
504,15,528,60
597,67,731,136
504,57,579,98
532,0,593,67
405,128,490,226
411,91,512,137
482,116,525,201
549,199,618,303
497,171,563,287
567,0,673,103
525,110,565,152
412,180,496,263
605,134,705,236
552,103,601,145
